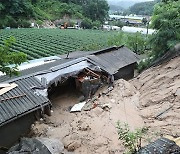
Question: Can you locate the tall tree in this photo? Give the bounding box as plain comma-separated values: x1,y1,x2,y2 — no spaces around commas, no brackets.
150,0,180,58
0,0,34,17
82,0,109,23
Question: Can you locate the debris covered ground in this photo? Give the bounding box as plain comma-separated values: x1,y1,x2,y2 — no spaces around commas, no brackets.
31,56,180,153
132,56,180,137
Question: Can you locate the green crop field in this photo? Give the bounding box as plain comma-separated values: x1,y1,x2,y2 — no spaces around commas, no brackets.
0,28,116,60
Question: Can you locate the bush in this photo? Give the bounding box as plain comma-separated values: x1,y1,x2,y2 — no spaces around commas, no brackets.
92,20,101,29
126,32,146,54
108,32,126,46
108,32,147,54
116,122,148,154
137,58,151,73
81,18,93,29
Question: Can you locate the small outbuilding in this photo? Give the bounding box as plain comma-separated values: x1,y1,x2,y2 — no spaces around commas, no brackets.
0,76,51,153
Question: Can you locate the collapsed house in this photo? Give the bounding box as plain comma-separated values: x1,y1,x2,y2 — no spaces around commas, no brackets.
0,46,139,153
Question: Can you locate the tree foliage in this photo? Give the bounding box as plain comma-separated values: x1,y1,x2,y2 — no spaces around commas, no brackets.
82,0,109,23
150,0,180,58
128,1,158,16
0,0,109,29
0,37,27,76
108,32,146,54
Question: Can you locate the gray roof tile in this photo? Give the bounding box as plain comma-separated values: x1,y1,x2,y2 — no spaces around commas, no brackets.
0,76,50,127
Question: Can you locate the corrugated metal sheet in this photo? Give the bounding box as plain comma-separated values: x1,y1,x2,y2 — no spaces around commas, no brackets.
0,58,72,83
0,76,50,127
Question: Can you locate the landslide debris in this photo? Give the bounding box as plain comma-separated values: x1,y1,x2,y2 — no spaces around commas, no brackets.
31,56,180,153
31,79,143,154
131,56,180,137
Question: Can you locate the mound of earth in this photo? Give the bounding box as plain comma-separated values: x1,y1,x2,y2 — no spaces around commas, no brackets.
31,79,143,154
131,56,180,137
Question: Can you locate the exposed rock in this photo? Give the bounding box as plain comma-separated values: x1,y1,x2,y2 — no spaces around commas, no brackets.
67,140,81,151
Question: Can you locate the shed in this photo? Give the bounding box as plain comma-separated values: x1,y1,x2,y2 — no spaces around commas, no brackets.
89,46,139,80
60,46,139,80
0,76,51,152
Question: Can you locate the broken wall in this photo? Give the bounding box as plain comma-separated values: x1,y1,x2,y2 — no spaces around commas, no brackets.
0,112,37,154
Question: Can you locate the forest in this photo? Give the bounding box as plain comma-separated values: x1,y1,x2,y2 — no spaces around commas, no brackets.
0,0,109,29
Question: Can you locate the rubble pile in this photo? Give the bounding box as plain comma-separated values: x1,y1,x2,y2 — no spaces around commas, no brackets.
31,79,143,153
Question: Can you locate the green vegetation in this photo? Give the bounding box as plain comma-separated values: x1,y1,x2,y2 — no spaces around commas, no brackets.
0,37,27,76
116,122,148,154
127,1,159,16
0,29,115,60
137,0,180,72
108,32,147,54
150,0,180,58
0,0,109,29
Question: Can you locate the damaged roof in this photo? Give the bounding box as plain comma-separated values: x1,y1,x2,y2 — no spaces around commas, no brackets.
0,46,139,127
59,46,139,74
0,46,139,82
0,58,72,83
88,46,139,74
0,76,51,127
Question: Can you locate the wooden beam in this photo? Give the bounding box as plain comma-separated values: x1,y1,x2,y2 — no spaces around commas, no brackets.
1,94,26,102
85,68,100,78
0,83,18,96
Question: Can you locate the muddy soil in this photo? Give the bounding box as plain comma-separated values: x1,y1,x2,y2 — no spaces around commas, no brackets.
131,56,180,137
31,79,143,154
31,56,180,153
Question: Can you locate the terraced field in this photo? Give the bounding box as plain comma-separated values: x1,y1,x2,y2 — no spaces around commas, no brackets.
0,28,115,60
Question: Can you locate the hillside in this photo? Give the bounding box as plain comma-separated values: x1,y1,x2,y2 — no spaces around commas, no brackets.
128,0,159,15
132,56,180,137
108,0,137,9
0,0,109,29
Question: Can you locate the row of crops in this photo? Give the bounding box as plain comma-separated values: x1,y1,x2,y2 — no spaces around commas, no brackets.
0,28,116,60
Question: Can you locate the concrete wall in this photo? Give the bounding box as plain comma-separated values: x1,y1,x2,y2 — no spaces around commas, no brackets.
0,112,36,154
114,63,136,80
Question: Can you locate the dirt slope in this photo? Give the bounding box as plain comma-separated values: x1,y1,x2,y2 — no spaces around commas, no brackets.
131,56,180,137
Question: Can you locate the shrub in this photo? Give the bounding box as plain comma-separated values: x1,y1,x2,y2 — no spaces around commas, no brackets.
116,122,148,154
137,58,151,73
126,32,146,54
81,18,93,29
18,19,31,28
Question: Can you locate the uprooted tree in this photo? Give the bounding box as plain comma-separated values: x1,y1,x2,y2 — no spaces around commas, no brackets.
0,36,27,76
